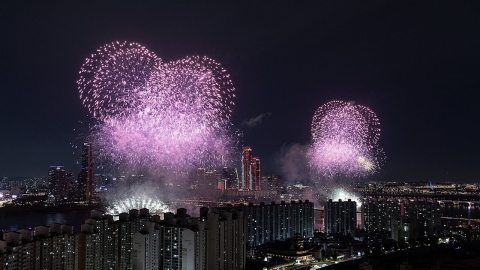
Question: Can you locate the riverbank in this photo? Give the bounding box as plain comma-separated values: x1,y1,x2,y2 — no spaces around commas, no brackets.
0,202,102,216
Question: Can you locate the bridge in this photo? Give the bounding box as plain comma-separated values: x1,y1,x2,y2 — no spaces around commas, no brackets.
437,200,480,207
441,216,480,223
364,193,480,206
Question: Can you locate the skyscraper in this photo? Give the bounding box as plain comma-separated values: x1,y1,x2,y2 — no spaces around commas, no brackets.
324,199,357,235
241,146,252,189
251,157,261,191
48,166,67,201
78,143,94,201
241,146,261,191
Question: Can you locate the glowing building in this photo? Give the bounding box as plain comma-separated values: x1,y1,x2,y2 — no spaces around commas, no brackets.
241,146,261,191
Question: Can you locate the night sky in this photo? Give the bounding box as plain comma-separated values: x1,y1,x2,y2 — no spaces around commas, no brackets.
1,1,480,182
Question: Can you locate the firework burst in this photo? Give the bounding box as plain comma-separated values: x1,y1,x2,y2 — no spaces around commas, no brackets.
78,42,238,175
330,187,361,205
78,41,161,120
105,194,171,216
308,100,384,177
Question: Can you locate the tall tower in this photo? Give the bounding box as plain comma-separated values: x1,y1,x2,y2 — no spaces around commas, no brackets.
251,157,261,191
48,166,67,201
241,146,252,189
80,143,94,201
241,146,262,190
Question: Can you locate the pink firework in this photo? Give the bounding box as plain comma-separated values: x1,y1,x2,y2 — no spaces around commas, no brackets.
77,41,161,120
79,42,237,173
91,111,234,171
308,101,384,177
145,56,235,129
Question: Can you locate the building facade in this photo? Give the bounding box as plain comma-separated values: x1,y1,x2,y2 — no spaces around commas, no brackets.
362,199,402,233
78,143,94,201
0,206,247,270
48,166,68,201
325,199,357,235
222,200,314,248
241,146,261,191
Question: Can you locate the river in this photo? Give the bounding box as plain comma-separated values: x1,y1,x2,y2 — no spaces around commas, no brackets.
0,211,91,232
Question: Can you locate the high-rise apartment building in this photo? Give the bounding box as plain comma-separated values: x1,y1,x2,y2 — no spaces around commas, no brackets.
160,225,197,269
132,221,160,270
0,224,77,270
0,207,246,270
360,199,441,242
251,157,261,191
362,199,402,233
222,200,314,248
325,199,357,235
403,200,441,239
78,210,120,270
204,208,246,270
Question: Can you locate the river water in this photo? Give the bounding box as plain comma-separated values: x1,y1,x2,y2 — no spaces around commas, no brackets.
0,211,91,232
442,205,480,219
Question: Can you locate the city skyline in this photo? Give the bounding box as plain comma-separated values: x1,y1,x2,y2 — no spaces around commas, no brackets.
1,1,480,183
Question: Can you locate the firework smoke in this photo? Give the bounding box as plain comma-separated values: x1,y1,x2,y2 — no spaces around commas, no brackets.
277,143,310,185
277,101,384,203
330,187,361,205
103,178,172,216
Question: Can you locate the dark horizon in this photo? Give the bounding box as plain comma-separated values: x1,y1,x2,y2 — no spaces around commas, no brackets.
1,1,480,183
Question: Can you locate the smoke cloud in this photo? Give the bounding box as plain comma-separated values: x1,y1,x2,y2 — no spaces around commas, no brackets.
277,143,310,185
276,143,361,205
241,112,272,127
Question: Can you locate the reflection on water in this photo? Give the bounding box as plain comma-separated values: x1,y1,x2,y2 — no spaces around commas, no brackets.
442,205,480,219
0,211,91,232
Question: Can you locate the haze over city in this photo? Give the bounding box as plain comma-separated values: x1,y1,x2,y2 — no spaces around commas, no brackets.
1,1,480,184
2,2,480,270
